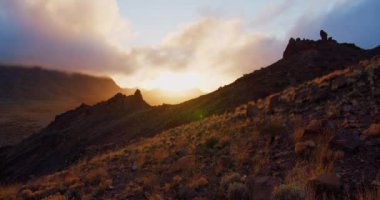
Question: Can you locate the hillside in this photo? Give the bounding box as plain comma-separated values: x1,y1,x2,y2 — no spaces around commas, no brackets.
0,36,378,181
1,52,379,200
1,36,380,183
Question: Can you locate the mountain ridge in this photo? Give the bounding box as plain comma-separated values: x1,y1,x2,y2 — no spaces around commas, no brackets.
0,66,204,147
2,47,380,200
1,35,380,183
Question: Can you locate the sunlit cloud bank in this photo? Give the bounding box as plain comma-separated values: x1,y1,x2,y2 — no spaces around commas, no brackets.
0,0,379,92
118,17,284,91
0,0,134,74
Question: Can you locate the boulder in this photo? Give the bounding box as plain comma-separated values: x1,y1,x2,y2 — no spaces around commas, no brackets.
310,87,329,102
320,30,328,41
267,95,288,113
331,76,348,90
246,104,260,118
170,155,195,172
330,131,361,151
363,123,380,138
245,176,281,200
295,140,316,154
306,119,325,133
308,173,341,197
131,162,138,172
227,183,249,200
293,120,325,142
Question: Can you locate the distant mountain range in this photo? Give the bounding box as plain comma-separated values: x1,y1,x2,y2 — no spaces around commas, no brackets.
0,66,203,146
1,36,379,183
0,65,204,105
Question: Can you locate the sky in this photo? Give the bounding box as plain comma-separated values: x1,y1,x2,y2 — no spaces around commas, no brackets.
0,0,379,92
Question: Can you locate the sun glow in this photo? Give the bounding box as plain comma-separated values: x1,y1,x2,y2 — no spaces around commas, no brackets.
152,72,200,92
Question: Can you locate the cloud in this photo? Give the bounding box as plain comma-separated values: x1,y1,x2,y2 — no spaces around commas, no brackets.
116,17,284,91
0,0,378,92
0,1,284,92
0,0,134,74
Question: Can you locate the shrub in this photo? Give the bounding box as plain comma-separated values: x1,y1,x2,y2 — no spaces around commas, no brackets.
205,136,219,149
0,184,19,200
84,168,109,186
41,194,68,200
272,184,304,200
190,176,208,191
259,122,285,137
366,123,380,137
220,173,242,191
227,183,249,200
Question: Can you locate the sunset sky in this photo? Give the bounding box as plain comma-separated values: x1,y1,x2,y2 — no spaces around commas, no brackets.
0,0,379,92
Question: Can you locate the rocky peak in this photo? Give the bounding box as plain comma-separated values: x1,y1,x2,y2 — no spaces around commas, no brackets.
105,90,148,110
134,89,143,100
112,92,127,100
282,30,357,59
320,29,328,41
283,38,333,59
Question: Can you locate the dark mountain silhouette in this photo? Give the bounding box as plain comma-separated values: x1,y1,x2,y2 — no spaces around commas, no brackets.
0,67,203,147
0,65,204,105
0,66,128,147
0,66,123,101
1,36,380,182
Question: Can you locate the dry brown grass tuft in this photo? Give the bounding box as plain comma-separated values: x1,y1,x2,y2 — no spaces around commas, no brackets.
84,167,112,194
189,176,208,190
355,187,380,200
365,123,380,137
41,194,68,200
285,130,337,189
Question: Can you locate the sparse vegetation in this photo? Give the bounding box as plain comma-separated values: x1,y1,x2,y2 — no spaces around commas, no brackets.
272,184,304,200
0,184,19,200
227,183,249,200
205,136,220,149
1,42,380,200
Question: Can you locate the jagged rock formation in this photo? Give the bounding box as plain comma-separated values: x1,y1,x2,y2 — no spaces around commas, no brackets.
282,36,361,59
1,34,380,183
320,29,328,41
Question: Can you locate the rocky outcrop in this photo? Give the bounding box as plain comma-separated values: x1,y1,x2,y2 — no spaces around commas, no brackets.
282,31,366,59
320,30,328,41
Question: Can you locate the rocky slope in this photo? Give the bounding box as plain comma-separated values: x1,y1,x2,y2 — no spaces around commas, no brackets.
1,35,380,183
1,53,380,200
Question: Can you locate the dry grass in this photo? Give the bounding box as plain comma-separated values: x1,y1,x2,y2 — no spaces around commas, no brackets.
1,61,379,199
355,187,380,200
41,194,68,200
285,131,337,188
189,176,208,190
0,184,20,200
